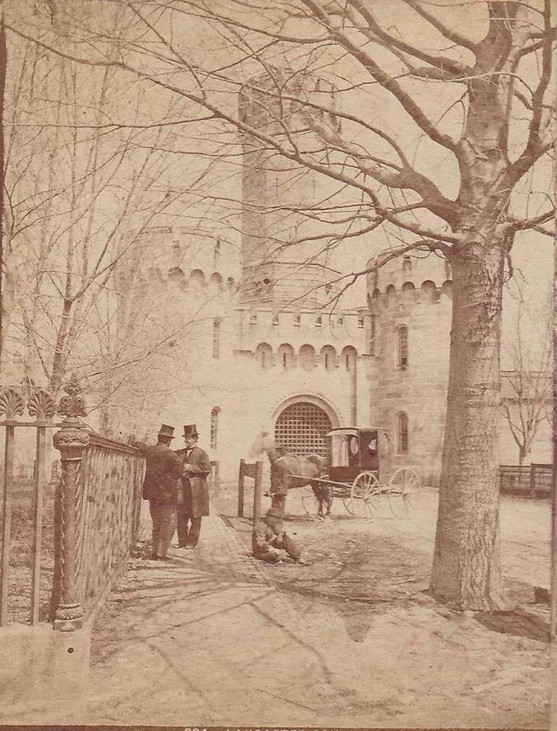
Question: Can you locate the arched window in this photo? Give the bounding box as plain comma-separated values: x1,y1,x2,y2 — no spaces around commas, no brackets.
278,343,295,370
190,269,205,288
299,344,316,372
210,407,220,449
397,412,409,454
212,318,221,359
321,345,337,371
168,266,185,285
397,325,408,369
255,342,273,368
341,346,357,372
209,272,223,290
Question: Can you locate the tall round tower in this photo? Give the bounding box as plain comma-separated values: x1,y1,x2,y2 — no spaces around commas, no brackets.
238,70,339,309
368,251,452,486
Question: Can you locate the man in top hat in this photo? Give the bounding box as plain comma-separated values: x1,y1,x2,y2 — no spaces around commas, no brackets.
252,507,307,564
142,424,183,560
175,424,211,548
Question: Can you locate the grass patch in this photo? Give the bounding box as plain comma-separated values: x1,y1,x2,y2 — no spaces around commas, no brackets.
3,478,56,624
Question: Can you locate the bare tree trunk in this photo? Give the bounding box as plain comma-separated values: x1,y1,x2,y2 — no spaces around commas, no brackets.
49,298,73,394
431,244,508,610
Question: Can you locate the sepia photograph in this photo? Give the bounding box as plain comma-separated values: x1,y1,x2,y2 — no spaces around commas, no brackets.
0,0,554,728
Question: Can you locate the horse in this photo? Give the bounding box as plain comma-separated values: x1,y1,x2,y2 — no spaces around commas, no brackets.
251,432,332,519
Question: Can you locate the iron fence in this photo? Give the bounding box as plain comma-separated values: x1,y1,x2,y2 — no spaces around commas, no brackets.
0,375,145,631
499,463,553,498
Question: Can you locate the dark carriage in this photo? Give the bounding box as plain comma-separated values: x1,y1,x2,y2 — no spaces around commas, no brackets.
301,427,420,519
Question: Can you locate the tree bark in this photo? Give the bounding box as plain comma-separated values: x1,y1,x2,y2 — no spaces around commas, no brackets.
49,298,73,394
431,243,508,610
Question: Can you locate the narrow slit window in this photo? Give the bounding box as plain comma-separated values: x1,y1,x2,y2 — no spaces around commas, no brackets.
398,326,408,369
212,319,221,359
398,412,408,454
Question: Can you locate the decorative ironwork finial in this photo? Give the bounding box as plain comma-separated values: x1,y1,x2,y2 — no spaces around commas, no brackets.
0,386,25,420
28,388,56,421
58,373,87,419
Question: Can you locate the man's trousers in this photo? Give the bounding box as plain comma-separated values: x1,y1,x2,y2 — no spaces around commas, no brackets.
176,507,202,547
149,502,176,558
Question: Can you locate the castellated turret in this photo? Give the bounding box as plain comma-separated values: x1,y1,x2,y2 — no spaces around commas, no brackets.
367,250,453,485
238,70,340,309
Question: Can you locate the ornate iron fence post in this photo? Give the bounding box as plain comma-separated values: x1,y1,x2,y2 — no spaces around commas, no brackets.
52,375,88,631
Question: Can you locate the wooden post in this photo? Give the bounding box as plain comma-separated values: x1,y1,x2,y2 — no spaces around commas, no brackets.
238,459,245,518
253,460,263,524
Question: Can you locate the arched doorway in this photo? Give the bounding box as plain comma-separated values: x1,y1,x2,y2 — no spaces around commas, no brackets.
274,401,333,457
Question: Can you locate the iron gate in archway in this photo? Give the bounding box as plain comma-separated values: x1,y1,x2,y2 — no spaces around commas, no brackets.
274,402,332,457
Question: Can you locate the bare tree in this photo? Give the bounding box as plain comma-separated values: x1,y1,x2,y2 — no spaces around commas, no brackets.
6,0,555,609
2,21,207,403
501,291,552,467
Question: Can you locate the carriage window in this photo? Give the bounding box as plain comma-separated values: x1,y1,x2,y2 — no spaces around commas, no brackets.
397,413,408,454
349,436,359,456
397,326,408,369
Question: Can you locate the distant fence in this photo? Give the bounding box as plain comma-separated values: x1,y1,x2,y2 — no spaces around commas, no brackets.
0,375,145,631
499,463,552,498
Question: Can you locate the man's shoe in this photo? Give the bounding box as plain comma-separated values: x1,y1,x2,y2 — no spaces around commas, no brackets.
184,544,196,550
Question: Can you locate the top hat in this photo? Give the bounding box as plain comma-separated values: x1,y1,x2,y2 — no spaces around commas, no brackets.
157,424,175,439
183,424,199,438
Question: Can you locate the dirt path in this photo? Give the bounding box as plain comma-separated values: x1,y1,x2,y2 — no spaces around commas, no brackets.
78,489,551,728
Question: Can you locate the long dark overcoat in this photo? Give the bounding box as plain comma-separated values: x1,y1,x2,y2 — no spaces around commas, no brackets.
142,442,183,505
175,445,211,517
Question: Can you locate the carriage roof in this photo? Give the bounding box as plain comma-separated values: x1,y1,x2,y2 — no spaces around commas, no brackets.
326,427,384,438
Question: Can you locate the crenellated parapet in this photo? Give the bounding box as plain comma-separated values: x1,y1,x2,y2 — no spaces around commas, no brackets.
249,341,360,371
235,306,372,355
368,278,453,312
131,225,240,285
367,249,452,307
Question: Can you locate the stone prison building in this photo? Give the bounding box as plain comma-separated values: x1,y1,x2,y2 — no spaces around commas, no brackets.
122,73,550,487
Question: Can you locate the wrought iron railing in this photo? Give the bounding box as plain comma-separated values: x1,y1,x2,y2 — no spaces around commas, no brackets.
0,383,57,626
50,376,145,630
0,375,145,631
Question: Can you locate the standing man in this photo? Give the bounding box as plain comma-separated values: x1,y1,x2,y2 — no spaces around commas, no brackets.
175,424,211,549
142,424,183,560
268,445,290,516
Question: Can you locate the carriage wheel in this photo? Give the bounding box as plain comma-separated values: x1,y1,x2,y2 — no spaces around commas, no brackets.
386,468,420,517
301,485,320,519
344,471,379,519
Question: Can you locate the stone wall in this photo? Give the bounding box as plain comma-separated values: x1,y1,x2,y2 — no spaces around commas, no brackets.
369,253,452,486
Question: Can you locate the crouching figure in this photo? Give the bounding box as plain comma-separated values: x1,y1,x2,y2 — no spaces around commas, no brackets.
252,507,307,565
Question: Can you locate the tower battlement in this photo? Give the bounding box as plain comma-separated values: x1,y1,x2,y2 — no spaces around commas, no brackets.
368,278,453,310
367,250,451,296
